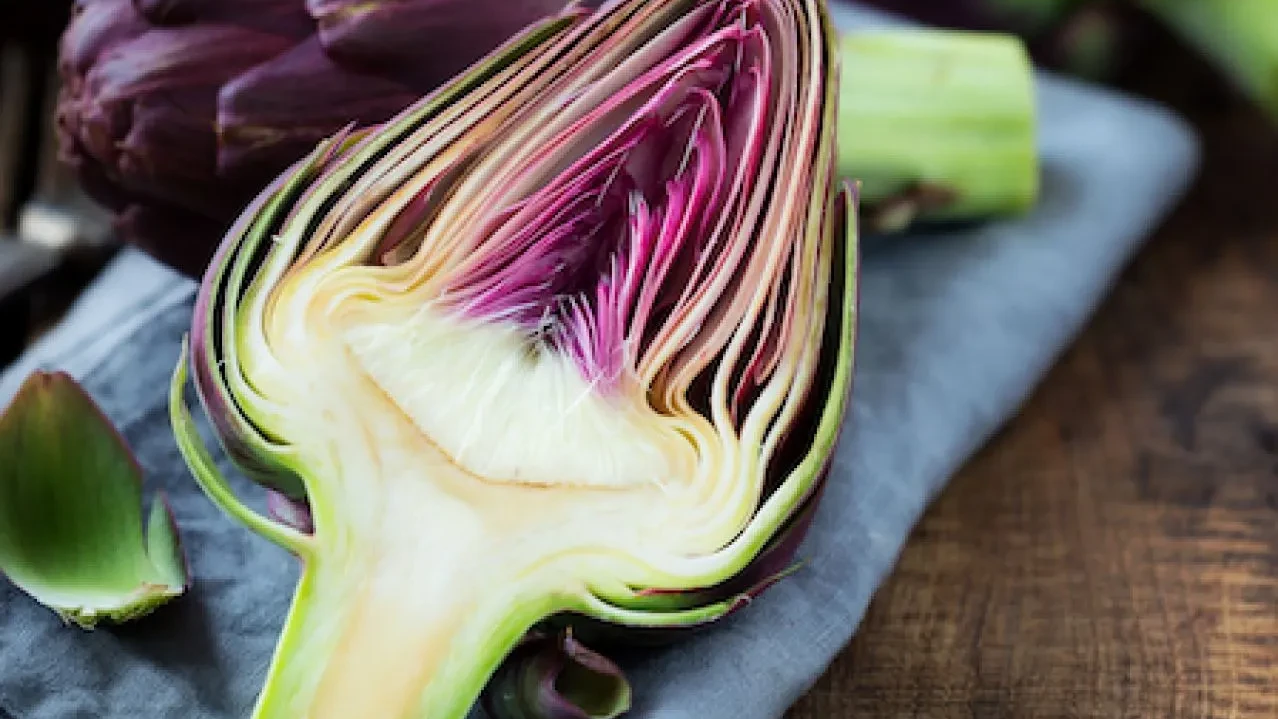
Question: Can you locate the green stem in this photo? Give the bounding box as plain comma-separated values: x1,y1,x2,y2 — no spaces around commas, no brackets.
837,28,1040,232
1139,0,1278,121
250,549,567,719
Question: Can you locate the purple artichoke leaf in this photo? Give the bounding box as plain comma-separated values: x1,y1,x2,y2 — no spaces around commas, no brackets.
308,0,578,83
60,0,149,79
266,490,315,534
84,25,294,106
55,132,135,212
216,35,421,181
482,630,632,719
114,93,246,218
132,0,313,36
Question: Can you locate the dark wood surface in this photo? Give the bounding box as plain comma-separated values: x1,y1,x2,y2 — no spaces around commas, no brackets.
789,43,1278,719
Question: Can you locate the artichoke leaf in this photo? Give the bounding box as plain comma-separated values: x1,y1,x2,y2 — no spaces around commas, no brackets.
0,371,188,628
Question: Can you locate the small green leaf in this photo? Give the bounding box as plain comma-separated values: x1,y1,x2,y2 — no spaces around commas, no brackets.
0,370,189,629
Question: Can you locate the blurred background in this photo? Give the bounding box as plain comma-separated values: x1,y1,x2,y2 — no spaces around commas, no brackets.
0,0,113,366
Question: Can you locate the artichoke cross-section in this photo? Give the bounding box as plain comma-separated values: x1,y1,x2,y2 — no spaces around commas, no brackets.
169,1,860,717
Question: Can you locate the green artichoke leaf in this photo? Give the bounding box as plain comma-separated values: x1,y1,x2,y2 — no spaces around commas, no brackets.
0,371,188,629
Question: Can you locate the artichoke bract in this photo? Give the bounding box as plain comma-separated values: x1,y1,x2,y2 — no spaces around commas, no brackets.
0,371,187,629
169,0,858,717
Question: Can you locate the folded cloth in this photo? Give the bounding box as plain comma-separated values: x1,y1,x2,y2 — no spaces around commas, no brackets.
0,4,1199,718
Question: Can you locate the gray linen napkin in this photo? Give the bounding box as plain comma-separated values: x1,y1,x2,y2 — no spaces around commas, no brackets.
0,5,1199,717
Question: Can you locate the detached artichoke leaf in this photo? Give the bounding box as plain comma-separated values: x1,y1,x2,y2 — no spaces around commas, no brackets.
0,371,188,629
171,1,858,717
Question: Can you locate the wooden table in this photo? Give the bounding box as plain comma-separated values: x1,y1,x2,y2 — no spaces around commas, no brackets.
789,47,1278,719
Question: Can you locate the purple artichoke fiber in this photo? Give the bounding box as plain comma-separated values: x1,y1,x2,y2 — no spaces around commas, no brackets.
54,0,574,276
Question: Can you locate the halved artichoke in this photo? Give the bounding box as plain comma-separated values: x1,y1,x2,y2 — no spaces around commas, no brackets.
168,1,859,717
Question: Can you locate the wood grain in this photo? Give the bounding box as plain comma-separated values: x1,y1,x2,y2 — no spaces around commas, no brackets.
788,39,1278,719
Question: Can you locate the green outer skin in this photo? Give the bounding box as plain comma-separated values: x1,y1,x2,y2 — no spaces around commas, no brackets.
838,29,1039,230
1139,0,1278,121
0,371,187,629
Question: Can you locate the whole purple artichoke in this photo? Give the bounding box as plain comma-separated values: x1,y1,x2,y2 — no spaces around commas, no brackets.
56,0,574,276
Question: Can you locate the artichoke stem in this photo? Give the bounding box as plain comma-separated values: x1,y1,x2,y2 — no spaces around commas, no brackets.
251,540,557,719
247,436,572,719
837,28,1040,231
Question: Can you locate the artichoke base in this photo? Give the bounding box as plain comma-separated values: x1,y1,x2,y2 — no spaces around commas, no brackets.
174,316,743,719
241,385,657,719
